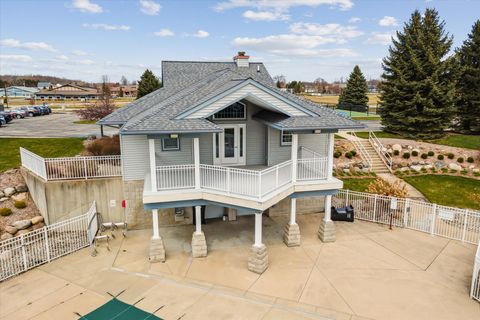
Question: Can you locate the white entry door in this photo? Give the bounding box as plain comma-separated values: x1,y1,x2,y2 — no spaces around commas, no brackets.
213,124,246,166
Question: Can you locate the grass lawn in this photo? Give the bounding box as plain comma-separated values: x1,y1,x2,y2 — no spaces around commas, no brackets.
303,94,379,105
403,175,480,210
73,120,97,124
340,178,375,192
0,138,85,172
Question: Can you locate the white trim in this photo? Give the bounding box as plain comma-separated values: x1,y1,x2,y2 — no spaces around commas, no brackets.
195,206,202,234
152,209,160,239
290,198,297,225
149,139,157,191
281,130,293,146
194,137,200,189
212,101,246,120
254,212,263,247
291,134,298,183
324,195,332,222
161,136,180,151
213,124,246,166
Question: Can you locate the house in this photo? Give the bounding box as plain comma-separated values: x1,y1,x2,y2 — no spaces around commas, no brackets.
37,82,52,89
107,85,138,98
1,86,39,98
99,52,363,273
35,83,100,101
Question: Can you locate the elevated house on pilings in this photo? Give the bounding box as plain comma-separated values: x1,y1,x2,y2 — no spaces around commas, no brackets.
99,52,364,273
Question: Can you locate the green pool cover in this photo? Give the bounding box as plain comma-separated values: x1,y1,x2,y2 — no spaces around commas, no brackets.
80,298,162,320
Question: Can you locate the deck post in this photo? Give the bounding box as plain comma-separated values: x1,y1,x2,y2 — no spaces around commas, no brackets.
193,137,200,189
291,133,298,183
327,133,334,179
149,209,165,262
284,197,300,247
192,205,207,258
249,211,268,274
149,139,157,191
318,194,335,242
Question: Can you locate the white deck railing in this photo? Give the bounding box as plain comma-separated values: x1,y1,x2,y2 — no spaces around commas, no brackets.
0,202,96,282
333,189,480,244
471,242,480,302
348,131,372,168
155,157,328,200
369,131,393,172
20,148,122,180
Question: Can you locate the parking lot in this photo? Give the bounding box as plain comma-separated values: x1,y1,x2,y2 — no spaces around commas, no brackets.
0,112,118,138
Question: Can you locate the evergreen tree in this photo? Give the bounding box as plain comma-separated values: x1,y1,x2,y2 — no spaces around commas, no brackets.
136,69,161,99
456,20,480,133
379,9,455,139
338,65,369,108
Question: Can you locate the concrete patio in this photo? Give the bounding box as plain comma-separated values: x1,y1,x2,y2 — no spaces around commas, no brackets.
1,214,479,320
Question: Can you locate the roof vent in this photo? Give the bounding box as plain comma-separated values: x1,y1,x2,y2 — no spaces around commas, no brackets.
256,65,260,72
233,51,249,68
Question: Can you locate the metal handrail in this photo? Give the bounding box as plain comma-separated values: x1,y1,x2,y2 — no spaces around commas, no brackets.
348,131,372,168
368,131,393,172
299,146,323,159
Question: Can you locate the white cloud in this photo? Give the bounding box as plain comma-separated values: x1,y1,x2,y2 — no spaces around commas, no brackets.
0,38,56,52
82,23,131,31
194,30,210,38
72,49,88,56
289,22,363,40
76,59,95,65
72,0,103,13
348,17,361,23
139,0,161,15
232,34,356,57
378,16,398,27
243,10,289,21
0,54,33,62
215,0,354,12
367,32,394,45
154,29,175,37
57,55,69,61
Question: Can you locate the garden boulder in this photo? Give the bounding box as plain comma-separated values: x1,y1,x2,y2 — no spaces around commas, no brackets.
15,185,28,193
5,226,17,235
31,216,44,225
1,233,13,241
3,187,16,197
11,220,32,230
392,144,402,152
448,163,462,171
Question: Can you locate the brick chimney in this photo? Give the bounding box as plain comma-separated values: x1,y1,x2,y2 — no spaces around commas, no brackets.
233,51,249,68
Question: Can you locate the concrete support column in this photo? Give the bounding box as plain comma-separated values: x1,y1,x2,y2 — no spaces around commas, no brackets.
193,137,200,189
192,205,207,258
149,139,157,191
291,133,298,183
149,209,166,262
318,195,336,243
249,212,268,274
327,133,334,179
284,198,300,247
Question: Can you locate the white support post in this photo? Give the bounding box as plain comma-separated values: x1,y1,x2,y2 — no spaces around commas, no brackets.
152,209,160,239
83,157,88,180
327,133,334,179
195,206,202,235
44,228,51,262
290,198,297,225
462,209,469,243
193,137,200,189
373,194,378,222
254,212,263,247
291,133,298,183
324,195,332,222
403,198,410,228
430,204,437,235
149,139,157,191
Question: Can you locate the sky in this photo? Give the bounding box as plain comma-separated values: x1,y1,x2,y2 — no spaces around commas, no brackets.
0,0,479,84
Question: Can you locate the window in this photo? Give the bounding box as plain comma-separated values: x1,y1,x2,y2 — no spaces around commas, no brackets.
281,131,293,146
161,136,180,151
213,101,246,120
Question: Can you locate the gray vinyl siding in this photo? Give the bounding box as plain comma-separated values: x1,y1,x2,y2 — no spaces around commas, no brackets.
199,133,213,165
155,136,193,166
267,129,329,166
120,134,149,181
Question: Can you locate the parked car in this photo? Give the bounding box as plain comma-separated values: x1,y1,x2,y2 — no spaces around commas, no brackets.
0,111,12,123
10,109,26,119
38,105,51,115
18,106,40,117
0,115,5,126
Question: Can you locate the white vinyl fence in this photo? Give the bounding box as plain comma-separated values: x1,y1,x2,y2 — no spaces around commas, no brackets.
20,147,122,181
471,243,480,302
333,190,480,245
0,202,97,282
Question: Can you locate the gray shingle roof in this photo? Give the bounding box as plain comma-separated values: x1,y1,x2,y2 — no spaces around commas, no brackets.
100,59,365,133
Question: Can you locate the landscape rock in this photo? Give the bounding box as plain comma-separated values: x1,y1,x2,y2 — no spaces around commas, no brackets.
435,161,445,168
392,144,402,152
412,148,420,154
410,165,423,172
400,167,410,172
448,163,462,171
3,187,16,197
5,226,17,235
32,222,45,230
424,164,433,170
12,192,27,202
11,220,32,230
16,229,30,236
473,168,479,173
1,233,13,241
15,185,28,193
0,191,4,198
31,216,44,225
343,169,351,173
0,197,8,203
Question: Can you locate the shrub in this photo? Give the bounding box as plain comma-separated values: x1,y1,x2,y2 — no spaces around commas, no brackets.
403,152,410,159
474,172,480,177
332,171,337,177
334,151,342,158
450,170,457,173
467,157,474,163
412,150,419,157
437,154,444,160
393,150,400,156
447,153,454,159
14,200,27,209
421,153,428,159
366,178,408,197
427,151,434,156
0,208,12,216
84,135,120,156
350,150,357,156
441,168,448,173
430,168,437,173
370,172,377,177
345,152,353,159
461,170,468,175
457,157,464,163
421,168,427,173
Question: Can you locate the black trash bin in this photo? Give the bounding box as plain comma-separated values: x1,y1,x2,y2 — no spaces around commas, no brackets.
331,205,354,222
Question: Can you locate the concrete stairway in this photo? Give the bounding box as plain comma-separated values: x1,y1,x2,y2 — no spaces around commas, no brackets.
356,139,390,173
